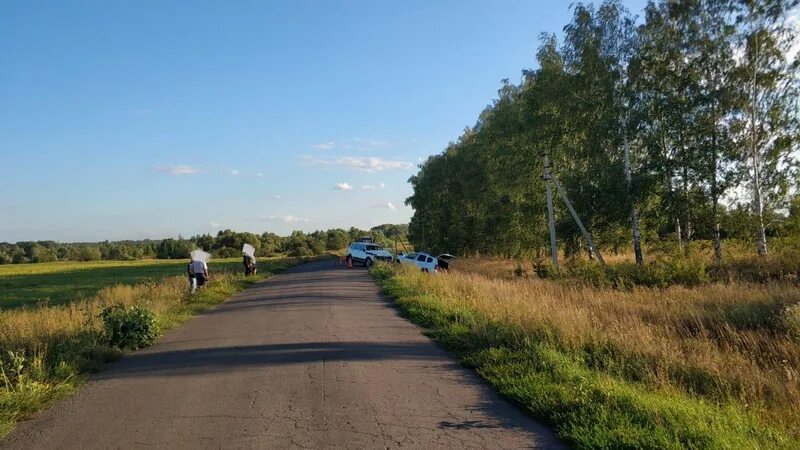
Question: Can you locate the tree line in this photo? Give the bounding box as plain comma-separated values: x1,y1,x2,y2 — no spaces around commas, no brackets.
0,224,409,264
406,0,799,262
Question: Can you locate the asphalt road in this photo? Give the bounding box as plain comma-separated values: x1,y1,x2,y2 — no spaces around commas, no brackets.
3,261,561,449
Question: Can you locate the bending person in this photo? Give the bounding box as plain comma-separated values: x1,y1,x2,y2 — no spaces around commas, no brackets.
243,252,257,276
188,257,209,293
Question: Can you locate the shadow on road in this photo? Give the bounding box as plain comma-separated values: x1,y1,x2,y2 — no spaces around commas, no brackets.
97,341,453,379
438,420,500,430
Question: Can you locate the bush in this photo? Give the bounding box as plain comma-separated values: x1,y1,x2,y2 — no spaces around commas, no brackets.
541,258,709,289
710,252,800,284
215,247,240,258
100,305,158,350
782,303,800,341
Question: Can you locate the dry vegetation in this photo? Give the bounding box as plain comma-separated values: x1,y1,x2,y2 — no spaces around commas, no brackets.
411,268,800,423
373,246,800,447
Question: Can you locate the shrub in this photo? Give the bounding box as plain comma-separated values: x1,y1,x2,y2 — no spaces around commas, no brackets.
565,260,609,287
659,257,708,286
782,303,800,341
369,262,387,278
100,304,158,350
710,252,800,284
533,260,561,279
542,257,709,289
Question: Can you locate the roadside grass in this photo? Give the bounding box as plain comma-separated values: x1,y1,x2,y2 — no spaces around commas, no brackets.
371,263,800,448
0,256,313,439
0,258,272,309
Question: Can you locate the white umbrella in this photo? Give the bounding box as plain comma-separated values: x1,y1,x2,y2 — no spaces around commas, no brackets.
242,243,256,258
190,250,211,263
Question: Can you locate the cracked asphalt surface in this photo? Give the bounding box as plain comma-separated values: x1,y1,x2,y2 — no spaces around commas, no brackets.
2,261,562,449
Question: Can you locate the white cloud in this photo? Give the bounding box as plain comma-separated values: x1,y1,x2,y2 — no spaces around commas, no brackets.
302,156,413,173
372,202,397,212
153,165,200,176
268,215,309,223
209,221,221,228
311,142,336,150
335,182,354,190
354,137,388,151
361,183,385,190
271,194,281,199
227,168,240,176
256,172,265,178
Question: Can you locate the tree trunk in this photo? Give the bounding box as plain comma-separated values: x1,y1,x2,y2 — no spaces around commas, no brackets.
622,115,644,265
544,155,559,267
712,165,722,262
711,106,723,263
661,132,682,252
750,29,768,256
682,161,692,248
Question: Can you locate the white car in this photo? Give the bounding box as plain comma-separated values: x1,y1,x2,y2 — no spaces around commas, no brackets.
347,242,394,267
398,252,455,273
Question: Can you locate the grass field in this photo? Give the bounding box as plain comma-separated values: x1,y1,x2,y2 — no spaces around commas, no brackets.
0,258,256,309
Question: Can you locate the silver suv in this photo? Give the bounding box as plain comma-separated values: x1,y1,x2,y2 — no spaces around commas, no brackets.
347,242,393,267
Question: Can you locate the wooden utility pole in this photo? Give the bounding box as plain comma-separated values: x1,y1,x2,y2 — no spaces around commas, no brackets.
543,154,559,268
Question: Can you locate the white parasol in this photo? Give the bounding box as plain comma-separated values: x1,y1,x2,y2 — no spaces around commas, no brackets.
190,250,211,263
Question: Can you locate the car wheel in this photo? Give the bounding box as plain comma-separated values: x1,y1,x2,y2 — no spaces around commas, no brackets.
365,258,373,268
421,268,428,273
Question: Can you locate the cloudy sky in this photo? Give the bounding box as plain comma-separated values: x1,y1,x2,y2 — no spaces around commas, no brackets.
0,0,648,242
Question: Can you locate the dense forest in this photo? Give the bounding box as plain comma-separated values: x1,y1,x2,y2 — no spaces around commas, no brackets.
407,0,799,262
0,224,409,264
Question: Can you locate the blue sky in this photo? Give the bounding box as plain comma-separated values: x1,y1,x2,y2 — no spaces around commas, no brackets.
0,0,647,242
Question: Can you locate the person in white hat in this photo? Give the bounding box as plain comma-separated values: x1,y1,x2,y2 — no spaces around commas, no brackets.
187,257,209,293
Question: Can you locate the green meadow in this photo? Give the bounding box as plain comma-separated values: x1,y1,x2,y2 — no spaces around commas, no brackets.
0,258,249,309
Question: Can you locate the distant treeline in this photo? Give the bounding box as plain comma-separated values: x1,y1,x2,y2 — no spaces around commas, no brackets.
0,224,409,264
407,0,799,260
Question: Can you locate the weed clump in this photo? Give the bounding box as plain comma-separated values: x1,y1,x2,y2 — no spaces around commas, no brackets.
100,304,158,350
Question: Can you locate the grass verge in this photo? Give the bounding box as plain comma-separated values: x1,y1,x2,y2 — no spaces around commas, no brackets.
0,256,317,439
371,263,799,448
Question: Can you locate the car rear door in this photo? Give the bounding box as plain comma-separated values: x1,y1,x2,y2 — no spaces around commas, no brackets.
436,254,455,271
416,254,430,270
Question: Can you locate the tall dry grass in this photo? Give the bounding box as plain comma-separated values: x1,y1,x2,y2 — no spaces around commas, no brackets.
0,277,187,353
396,266,800,431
